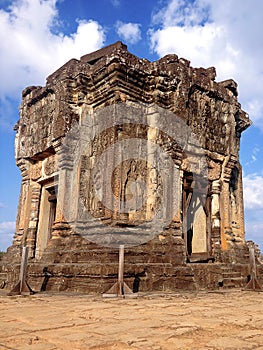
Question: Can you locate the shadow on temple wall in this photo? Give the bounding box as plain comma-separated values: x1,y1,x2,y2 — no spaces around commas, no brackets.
40,267,53,292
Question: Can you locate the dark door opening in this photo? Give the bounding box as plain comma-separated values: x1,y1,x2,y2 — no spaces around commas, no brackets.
182,172,211,262
48,188,57,239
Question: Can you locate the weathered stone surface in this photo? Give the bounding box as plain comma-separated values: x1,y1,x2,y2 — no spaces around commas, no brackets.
1,41,261,294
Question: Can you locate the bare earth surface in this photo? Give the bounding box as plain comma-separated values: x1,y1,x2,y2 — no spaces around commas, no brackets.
0,290,262,350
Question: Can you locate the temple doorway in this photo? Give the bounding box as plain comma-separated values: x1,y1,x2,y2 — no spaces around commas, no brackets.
35,183,57,259
182,172,211,262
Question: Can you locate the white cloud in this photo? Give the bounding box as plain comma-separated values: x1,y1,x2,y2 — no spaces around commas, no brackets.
150,24,233,71
149,0,263,129
111,0,120,7
245,220,263,251
0,0,105,100
245,147,260,166
243,174,263,210
0,221,15,251
152,0,210,27
0,95,21,131
241,173,263,250
116,21,141,45
0,221,15,233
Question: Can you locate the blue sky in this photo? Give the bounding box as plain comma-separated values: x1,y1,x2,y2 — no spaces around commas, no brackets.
0,0,263,251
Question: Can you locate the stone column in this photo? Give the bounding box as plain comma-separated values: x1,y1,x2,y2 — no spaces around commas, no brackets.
51,140,73,240
170,169,183,236
228,162,245,242
220,180,231,250
220,155,237,250
211,180,221,255
13,159,31,247
146,119,158,223
237,163,245,240
26,181,42,258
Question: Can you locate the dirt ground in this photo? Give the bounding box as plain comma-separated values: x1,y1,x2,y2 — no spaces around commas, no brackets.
0,290,262,350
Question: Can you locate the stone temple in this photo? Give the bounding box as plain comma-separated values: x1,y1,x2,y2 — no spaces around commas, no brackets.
1,41,262,293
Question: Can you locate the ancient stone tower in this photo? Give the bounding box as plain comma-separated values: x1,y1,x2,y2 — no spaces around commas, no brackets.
2,41,262,292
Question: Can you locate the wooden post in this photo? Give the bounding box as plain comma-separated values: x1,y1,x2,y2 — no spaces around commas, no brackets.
118,244,125,296
250,247,256,277
103,244,136,298
8,246,33,295
19,246,29,292
244,245,262,291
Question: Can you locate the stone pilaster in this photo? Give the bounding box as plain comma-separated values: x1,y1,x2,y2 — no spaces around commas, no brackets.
26,181,42,258
13,159,31,247
220,155,237,249
211,180,221,256
230,162,245,242
237,163,245,239
51,140,73,239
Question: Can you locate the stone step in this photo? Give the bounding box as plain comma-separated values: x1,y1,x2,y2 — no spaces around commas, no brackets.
221,266,240,272
0,272,7,289
222,272,242,278
25,263,197,294
28,262,175,279
222,277,245,289
41,247,185,265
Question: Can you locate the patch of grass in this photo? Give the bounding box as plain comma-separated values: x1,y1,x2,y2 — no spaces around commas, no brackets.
0,251,5,260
